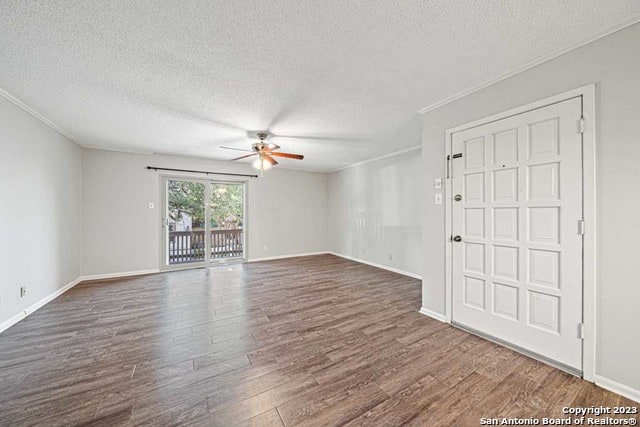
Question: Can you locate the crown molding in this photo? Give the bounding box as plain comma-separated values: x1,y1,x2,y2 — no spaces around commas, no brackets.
328,144,421,174
0,86,84,147
417,16,640,115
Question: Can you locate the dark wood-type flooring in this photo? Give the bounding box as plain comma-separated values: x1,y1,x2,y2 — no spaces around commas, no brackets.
0,254,636,426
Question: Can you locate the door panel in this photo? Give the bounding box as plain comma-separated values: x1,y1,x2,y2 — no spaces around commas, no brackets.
166,179,206,265
208,182,245,260
451,97,583,371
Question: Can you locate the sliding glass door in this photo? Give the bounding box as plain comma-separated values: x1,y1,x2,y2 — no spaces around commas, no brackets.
163,178,245,268
166,179,206,265
208,182,244,259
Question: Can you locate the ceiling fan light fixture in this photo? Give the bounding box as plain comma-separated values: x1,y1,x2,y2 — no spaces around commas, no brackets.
252,155,272,175
225,130,304,173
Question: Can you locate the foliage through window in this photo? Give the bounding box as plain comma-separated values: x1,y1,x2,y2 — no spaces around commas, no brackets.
168,181,243,230
209,183,243,229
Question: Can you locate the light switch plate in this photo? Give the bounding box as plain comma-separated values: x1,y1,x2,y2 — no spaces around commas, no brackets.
434,193,443,205
148,202,155,209
434,178,443,190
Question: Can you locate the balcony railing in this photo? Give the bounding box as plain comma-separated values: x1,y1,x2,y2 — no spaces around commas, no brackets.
168,228,243,264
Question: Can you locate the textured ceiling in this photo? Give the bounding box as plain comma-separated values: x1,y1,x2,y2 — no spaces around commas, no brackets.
1,1,639,172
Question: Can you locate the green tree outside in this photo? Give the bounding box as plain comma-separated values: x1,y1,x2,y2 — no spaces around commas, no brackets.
168,181,243,230
210,183,243,229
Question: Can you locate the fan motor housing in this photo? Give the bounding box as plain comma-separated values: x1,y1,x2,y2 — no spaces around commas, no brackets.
252,142,268,152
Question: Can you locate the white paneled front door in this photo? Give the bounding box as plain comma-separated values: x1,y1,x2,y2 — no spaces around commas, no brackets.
451,97,583,372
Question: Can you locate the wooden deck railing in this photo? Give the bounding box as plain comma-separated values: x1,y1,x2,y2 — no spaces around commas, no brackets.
168,228,243,264
210,229,244,259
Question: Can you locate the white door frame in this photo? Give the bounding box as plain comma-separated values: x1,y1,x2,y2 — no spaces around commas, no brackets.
443,84,596,381
158,174,249,271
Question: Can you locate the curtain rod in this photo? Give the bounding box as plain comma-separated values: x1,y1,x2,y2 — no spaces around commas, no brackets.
146,166,258,178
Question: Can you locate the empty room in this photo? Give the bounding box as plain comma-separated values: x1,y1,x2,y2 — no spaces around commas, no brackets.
1,1,639,426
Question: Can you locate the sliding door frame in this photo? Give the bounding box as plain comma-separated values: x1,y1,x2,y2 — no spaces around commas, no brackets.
158,174,248,271
207,179,248,264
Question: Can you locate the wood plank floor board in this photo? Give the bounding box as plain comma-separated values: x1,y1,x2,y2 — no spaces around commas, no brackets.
270,367,389,427
204,367,303,409
0,254,636,426
206,375,319,426
403,372,500,427
235,408,285,427
344,374,443,427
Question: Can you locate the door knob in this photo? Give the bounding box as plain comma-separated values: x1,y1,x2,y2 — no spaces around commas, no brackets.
454,194,462,201
452,235,462,242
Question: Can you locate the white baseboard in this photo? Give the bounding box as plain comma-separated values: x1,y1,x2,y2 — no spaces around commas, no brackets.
419,307,448,323
328,251,422,280
248,251,423,282
80,269,160,282
0,269,161,334
0,277,82,334
595,375,640,403
247,252,328,262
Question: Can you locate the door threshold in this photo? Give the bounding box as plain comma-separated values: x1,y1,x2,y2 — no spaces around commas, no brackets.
452,321,583,378
161,259,246,273
208,258,245,265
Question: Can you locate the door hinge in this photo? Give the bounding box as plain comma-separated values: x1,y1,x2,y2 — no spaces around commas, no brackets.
578,323,585,339
578,117,585,134
578,219,585,235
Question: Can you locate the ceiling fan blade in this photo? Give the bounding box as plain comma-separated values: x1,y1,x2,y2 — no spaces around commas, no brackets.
229,153,257,161
270,152,304,160
263,154,278,166
220,146,254,152
268,144,281,151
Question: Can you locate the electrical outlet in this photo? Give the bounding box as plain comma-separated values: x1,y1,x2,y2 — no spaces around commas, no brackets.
362,248,366,255
0,297,3,309
388,254,393,261
263,245,268,252
148,202,155,209
20,286,27,298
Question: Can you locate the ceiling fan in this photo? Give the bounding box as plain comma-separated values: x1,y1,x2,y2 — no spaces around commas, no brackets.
222,131,304,175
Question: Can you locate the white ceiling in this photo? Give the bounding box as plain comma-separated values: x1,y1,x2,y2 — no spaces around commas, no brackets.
1,1,639,172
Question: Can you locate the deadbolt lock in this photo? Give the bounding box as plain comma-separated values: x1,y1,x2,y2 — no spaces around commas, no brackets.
452,235,462,242
454,194,462,201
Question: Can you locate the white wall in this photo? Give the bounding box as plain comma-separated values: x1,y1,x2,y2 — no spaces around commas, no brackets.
421,23,640,391
328,148,422,277
82,148,328,276
0,96,82,327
